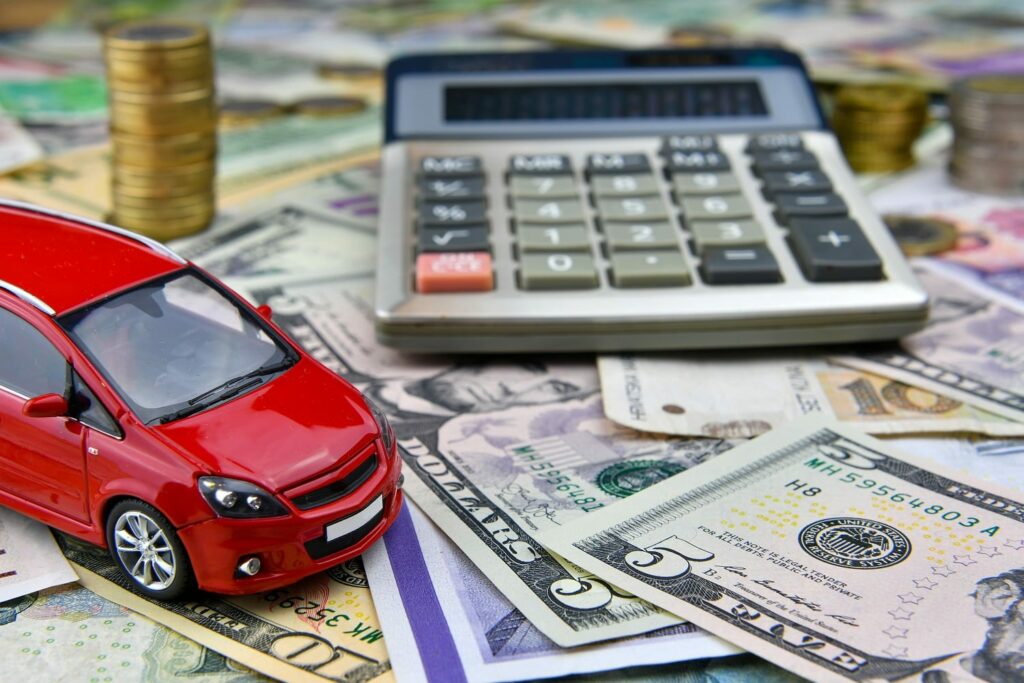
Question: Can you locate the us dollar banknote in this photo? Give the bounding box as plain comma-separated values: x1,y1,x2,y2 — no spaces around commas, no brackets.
364,501,736,683
0,508,77,602
833,263,1024,422
542,417,1024,682
240,276,738,647
598,354,1024,438
60,535,391,683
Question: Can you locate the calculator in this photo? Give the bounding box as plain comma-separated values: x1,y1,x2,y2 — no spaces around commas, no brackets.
375,48,928,353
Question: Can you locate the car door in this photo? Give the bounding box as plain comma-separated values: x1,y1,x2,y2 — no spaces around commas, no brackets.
0,305,89,523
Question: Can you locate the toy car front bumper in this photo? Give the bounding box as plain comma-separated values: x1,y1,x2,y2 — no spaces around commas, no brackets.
179,457,402,595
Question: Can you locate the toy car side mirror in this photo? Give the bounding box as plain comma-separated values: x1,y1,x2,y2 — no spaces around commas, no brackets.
256,304,273,320
22,393,69,418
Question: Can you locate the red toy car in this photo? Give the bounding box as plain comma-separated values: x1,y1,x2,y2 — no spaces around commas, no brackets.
0,200,402,599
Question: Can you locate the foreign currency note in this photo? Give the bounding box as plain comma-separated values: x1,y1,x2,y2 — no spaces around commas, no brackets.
0,583,271,682
60,534,392,683
364,500,736,683
869,163,1024,303
832,263,1024,422
542,417,1024,682
0,508,77,602
598,353,1024,438
237,275,738,648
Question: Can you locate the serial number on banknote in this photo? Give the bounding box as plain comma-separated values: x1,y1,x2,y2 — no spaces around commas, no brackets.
798,448,1003,537
259,590,384,642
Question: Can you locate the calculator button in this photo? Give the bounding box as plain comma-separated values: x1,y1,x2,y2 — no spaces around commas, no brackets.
513,198,585,224
672,172,740,195
774,192,848,220
666,150,731,173
518,225,591,252
689,220,765,251
761,169,831,194
418,226,490,253
520,253,598,290
510,175,578,199
586,153,651,174
419,176,486,201
662,134,718,153
700,246,781,285
609,250,691,288
597,196,669,222
680,194,751,220
787,218,883,282
416,252,493,293
604,222,679,251
509,154,573,175
750,150,820,173
591,174,659,197
745,133,804,153
418,200,487,227
420,156,482,177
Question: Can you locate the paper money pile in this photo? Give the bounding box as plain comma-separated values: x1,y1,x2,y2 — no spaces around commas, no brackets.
103,21,217,239
1,3,1024,683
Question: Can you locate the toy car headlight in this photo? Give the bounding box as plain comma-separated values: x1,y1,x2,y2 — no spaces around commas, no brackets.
363,395,395,455
198,477,288,518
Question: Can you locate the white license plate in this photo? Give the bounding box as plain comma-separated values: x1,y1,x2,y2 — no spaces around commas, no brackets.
324,495,383,542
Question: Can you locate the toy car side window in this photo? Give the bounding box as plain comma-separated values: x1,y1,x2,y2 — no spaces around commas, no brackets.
0,307,68,399
70,371,121,438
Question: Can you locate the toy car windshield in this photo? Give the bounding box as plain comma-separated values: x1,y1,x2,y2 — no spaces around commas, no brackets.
59,269,297,425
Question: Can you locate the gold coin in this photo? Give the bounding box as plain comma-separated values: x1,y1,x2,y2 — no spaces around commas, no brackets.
107,77,212,96
883,214,958,257
111,131,217,165
112,204,215,225
113,159,215,184
104,21,209,52
219,100,286,127
835,84,928,112
317,62,381,82
110,212,213,241
291,96,367,117
113,178,215,200
844,154,915,173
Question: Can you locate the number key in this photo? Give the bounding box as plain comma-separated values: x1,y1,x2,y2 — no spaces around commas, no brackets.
520,253,598,290
510,175,577,199
604,222,679,251
591,174,659,197
597,196,668,221
513,198,585,224
518,225,590,252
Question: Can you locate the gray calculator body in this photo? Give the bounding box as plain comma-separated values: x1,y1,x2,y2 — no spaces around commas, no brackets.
376,49,928,353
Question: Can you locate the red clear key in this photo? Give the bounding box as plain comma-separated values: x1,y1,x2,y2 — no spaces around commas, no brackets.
416,252,493,293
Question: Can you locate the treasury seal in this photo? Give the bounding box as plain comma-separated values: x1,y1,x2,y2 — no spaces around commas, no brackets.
799,517,910,569
596,459,684,498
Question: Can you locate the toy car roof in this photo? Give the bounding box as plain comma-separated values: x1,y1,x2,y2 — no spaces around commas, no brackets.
0,200,187,316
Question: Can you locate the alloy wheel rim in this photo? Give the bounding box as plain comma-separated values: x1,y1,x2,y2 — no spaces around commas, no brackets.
113,511,176,590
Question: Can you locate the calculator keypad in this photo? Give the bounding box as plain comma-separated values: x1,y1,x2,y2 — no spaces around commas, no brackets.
409,133,886,294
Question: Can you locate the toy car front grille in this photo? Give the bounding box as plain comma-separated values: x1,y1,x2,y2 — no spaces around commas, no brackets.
290,454,378,510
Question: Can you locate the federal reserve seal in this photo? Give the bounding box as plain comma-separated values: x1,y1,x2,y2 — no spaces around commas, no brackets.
596,459,684,498
327,558,368,587
799,517,910,569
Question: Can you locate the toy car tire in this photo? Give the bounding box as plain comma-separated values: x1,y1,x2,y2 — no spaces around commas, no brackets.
106,499,194,600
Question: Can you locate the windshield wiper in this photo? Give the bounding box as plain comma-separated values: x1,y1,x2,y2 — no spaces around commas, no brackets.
155,357,296,425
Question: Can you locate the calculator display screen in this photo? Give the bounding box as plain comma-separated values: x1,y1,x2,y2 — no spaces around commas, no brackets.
444,81,768,122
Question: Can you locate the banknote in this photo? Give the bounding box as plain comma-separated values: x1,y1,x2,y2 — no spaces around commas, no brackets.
542,417,1024,682
364,500,736,683
237,274,742,647
60,533,392,683
598,353,1024,438
0,115,42,173
0,508,77,602
0,583,271,682
833,263,1024,422
869,163,1024,303
170,164,379,290
0,74,107,124
0,112,379,220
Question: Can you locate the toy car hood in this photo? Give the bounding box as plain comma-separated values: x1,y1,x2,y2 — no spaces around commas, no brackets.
154,357,379,493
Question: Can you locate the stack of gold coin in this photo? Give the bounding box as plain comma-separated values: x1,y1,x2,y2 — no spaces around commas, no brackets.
949,74,1024,196
104,21,216,240
831,85,928,173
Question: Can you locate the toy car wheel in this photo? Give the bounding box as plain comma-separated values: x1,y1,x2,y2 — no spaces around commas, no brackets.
106,500,194,600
